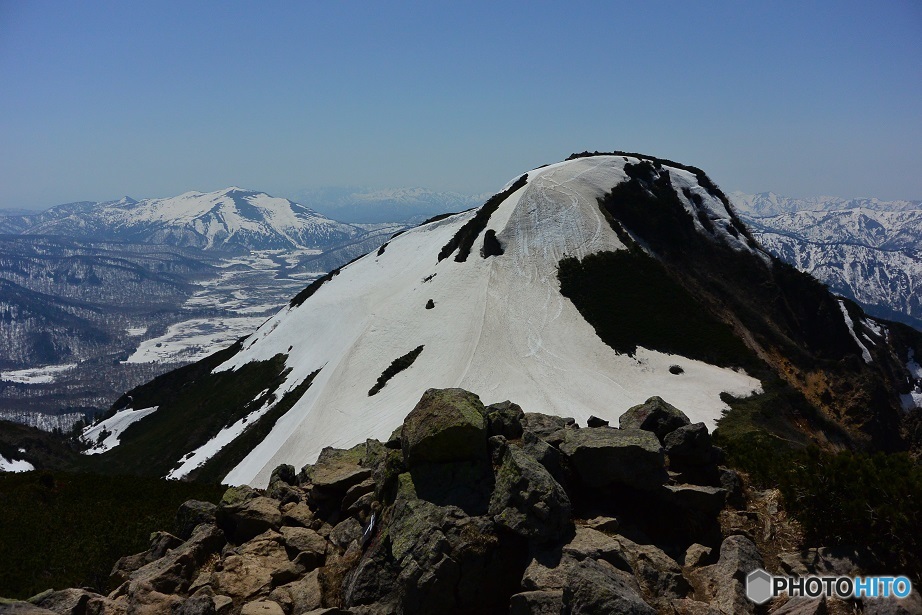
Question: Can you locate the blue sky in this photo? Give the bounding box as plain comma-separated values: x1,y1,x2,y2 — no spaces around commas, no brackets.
1,1,920,209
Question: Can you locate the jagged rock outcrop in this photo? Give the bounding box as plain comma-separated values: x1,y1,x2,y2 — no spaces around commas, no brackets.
8,388,919,615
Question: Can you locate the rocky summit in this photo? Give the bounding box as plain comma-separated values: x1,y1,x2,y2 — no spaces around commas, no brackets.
4,389,919,615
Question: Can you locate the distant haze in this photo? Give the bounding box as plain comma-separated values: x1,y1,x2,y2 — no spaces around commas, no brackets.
1,2,920,209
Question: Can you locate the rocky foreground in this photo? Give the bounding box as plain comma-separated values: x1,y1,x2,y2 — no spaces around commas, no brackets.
3,389,920,614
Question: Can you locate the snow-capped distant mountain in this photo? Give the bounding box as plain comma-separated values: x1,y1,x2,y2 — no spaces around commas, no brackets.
7,188,363,253
90,154,921,487
730,191,922,218
731,194,922,330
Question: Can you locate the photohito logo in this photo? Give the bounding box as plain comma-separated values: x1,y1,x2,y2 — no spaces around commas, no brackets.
745,568,913,604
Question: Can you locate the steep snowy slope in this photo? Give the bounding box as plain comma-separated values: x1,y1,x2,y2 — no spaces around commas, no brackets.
17,189,362,253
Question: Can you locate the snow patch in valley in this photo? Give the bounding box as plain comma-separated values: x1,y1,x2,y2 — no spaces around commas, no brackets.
215,157,763,488
126,326,148,337
0,456,34,473
1,363,77,384
81,406,159,455
126,317,267,364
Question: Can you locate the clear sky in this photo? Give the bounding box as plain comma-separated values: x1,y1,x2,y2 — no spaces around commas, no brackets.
1,1,920,209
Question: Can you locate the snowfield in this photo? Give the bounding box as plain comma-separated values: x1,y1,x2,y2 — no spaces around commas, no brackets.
81,406,159,455
205,156,762,487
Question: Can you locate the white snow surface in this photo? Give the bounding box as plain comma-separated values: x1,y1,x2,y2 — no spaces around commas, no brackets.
214,156,763,487
1,363,77,384
0,456,34,473
81,406,159,455
838,300,873,364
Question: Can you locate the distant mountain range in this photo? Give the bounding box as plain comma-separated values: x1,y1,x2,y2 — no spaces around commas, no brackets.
0,188,363,253
731,192,922,330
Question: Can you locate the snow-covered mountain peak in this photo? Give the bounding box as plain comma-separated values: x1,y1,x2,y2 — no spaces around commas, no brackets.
196,155,767,486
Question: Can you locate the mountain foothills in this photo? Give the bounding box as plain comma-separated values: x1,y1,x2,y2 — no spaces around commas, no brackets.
10,152,917,490
732,193,922,331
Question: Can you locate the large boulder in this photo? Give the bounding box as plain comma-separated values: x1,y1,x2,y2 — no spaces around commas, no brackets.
176,501,218,540
562,558,656,614
122,523,226,596
521,413,576,439
557,427,668,490
619,397,690,442
303,446,373,493
400,388,488,465
489,445,571,540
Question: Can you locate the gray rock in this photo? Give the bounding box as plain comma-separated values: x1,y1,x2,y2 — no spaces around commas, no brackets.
240,601,285,615
860,589,922,615
174,594,216,615
562,527,631,571
489,445,571,540
668,598,722,614
279,526,327,569
683,543,713,568
0,602,58,615
110,531,183,587
619,396,691,441
688,534,764,615
718,466,745,508
521,413,575,438
583,516,619,533
268,569,322,614
400,388,487,465
483,400,525,439
176,501,218,540
520,430,566,485
329,517,363,550
557,427,668,489
563,558,656,614
664,422,714,466
303,446,373,493
218,496,282,544
509,590,564,615
126,523,226,595
281,502,316,529
33,589,98,615
586,415,609,427
663,484,727,516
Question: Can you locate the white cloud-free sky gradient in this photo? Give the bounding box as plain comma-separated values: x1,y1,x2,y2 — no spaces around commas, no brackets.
1,1,920,209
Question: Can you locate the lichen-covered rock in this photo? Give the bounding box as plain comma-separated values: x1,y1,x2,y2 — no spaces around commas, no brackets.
489,445,571,540
520,430,566,485
303,445,372,493
483,400,525,440
619,396,691,442
400,388,487,465
557,427,668,490
563,558,656,615
562,527,631,571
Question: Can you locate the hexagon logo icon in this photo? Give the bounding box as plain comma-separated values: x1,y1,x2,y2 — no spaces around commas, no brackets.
746,568,773,604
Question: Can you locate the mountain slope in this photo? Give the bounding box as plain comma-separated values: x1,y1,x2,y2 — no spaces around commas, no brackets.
9,189,363,253
95,154,922,487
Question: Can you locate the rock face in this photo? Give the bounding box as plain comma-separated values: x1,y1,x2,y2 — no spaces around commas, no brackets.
14,388,891,615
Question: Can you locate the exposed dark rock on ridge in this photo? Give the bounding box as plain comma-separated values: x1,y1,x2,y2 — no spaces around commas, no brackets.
6,389,919,614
